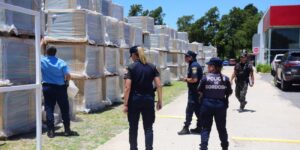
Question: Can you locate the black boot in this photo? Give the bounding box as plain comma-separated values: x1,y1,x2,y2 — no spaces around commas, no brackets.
47,129,55,138
190,127,201,134
64,128,79,137
177,126,190,135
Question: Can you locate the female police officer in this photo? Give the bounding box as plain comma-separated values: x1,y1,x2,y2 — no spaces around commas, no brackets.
123,46,163,150
198,57,233,150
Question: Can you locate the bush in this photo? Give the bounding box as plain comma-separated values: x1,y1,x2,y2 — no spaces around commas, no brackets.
256,64,271,73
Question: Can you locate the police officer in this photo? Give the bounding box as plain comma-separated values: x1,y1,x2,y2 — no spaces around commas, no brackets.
178,50,203,135
198,57,232,150
123,46,163,150
230,52,254,110
41,46,77,138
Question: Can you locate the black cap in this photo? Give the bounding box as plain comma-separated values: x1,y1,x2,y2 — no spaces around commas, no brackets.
206,57,223,67
184,50,197,58
240,52,248,57
130,46,138,57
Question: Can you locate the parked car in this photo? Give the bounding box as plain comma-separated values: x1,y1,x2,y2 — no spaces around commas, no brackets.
223,60,229,66
274,51,300,91
229,59,237,66
271,54,284,76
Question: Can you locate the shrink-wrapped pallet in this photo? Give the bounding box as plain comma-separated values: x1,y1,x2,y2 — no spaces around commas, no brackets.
169,39,179,52
104,47,120,75
189,43,199,53
169,66,181,80
119,22,134,48
128,16,154,34
160,68,171,86
177,32,189,42
167,53,182,66
148,34,169,51
104,16,120,46
111,3,124,21
101,0,112,16
46,10,105,45
103,76,122,104
154,25,177,39
133,27,143,46
0,37,35,86
119,48,131,67
0,89,35,138
145,50,159,67
180,65,188,78
158,51,168,68
73,78,106,113
0,0,41,35
181,41,189,53
48,44,104,78
44,0,92,10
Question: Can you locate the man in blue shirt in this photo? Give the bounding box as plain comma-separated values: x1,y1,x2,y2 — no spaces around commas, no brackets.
41,46,77,138
178,51,203,135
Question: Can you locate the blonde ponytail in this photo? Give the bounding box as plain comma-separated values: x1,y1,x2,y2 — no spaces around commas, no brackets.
137,47,147,64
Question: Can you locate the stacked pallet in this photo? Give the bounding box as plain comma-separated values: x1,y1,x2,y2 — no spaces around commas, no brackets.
189,42,205,68
167,31,189,80
43,0,134,113
203,45,218,64
0,0,40,138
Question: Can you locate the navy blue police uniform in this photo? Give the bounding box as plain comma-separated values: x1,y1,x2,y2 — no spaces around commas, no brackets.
125,59,160,150
198,58,233,150
184,59,203,129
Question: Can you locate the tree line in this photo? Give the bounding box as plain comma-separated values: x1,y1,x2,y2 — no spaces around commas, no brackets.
129,4,263,59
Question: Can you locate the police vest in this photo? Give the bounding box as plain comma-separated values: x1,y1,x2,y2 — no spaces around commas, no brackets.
235,63,252,82
202,73,230,100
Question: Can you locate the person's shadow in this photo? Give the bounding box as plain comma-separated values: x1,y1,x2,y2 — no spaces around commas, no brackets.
233,109,256,113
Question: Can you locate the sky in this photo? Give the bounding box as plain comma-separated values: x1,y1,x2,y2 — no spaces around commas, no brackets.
113,0,300,29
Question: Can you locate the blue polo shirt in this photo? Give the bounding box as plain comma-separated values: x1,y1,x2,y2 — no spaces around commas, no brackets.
41,56,70,85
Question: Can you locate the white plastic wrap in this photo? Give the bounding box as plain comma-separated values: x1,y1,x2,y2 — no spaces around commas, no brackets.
169,66,181,80
158,51,168,68
145,50,159,67
189,43,199,53
181,41,189,53
128,16,154,34
0,37,35,86
0,0,40,35
104,16,120,46
103,76,122,104
169,39,178,52
46,10,105,45
177,32,189,42
180,65,188,78
133,26,143,46
160,68,171,86
167,52,182,66
44,0,92,10
0,89,36,138
111,3,124,21
104,47,120,75
154,25,177,39
144,34,170,51
91,0,102,13
101,0,112,16
119,48,131,67
73,79,106,112
119,22,134,48
48,44,104,78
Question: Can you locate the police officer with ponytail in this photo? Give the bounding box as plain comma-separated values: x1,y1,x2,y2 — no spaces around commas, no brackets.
123,46,163,150
198,57,232,150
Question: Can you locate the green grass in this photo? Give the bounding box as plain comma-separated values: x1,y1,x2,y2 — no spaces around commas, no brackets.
0,81,187,150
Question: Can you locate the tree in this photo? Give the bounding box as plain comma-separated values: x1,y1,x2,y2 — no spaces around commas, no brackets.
149,7,166,25
128,4,143,16
177,15,194,32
